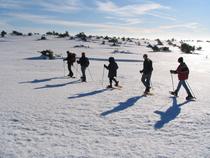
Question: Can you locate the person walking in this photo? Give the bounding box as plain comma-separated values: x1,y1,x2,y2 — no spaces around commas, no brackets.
140,54,153,94
104,57,119,88
63,51,76,77
77,52,89,82
170,57,193,100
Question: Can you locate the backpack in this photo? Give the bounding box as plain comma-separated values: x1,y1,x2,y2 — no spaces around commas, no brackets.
85,58,89,67
71,53,76,63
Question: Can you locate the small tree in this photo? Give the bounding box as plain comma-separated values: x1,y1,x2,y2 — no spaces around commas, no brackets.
1,30,7,37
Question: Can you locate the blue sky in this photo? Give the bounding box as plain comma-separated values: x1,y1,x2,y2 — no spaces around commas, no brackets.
0,0,210,39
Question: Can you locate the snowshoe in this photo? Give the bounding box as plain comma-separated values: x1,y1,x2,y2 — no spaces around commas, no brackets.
143,91,153,96
106,85,113,88
169,91,178,97
115,81,119,87
186,96,196,101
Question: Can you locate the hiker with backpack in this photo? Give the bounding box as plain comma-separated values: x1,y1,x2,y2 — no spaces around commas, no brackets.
170,57,194,100
77,52,89,82
140,54,153,94
63,51,76,77
104,57,119,88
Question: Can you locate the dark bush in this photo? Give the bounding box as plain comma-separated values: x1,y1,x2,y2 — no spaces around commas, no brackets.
69,36,74,40
196,47,202,51
180,43,195,53
152,45,160,52
46,31,59,36
76,32,87,41
12,30,23,36
156,39,163,45
160,47,170,52
28,32,33,36
40,36,47,40
46,31,53,35
104,36,110,40
126,38,133,42
1,30,7,37
39,50,55,59
58,31,69,38
108,37,118,43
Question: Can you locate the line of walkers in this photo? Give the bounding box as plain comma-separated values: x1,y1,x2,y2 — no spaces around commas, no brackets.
63,51,195,100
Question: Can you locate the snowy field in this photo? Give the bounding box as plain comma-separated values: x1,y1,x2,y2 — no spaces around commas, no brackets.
0,35,210,158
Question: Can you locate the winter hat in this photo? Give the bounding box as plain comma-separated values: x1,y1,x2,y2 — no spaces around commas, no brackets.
82,52,85,57
178,57,183,63
109,57,115,62
143,54,148,58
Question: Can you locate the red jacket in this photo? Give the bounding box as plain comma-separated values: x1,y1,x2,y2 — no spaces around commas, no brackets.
176,63,189,80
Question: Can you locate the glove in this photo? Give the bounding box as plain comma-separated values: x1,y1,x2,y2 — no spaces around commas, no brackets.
140,70,143,73
104,64,106,67
170,70,175,73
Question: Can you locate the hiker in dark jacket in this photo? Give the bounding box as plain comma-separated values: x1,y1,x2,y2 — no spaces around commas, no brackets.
170,57,193,100
63,51,76,77
104,57,119,88
140,54,153,93
77,52,89,82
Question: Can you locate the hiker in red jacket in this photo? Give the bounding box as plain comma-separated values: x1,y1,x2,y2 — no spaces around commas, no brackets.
170,57,193,100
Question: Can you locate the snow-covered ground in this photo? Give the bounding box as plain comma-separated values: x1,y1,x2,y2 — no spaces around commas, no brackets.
0,35,210,158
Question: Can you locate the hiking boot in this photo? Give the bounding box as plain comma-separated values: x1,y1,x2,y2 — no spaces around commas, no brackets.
115,81,119,87
106,85,112,88
170,91,178,96
186,95,194,100
144,89,149,94
146,87,151,93
80,77,86,82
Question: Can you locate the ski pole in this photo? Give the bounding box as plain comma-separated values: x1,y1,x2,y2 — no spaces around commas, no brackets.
76,63,78,78
150,79,153,89
170,73,175,92
63,60,66,77
102,66,105,86
73,65,81,76
186,81,196,98
88,67,94,81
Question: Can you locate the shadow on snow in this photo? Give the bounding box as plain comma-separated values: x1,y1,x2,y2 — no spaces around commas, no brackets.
154,97,192,129
19,76,70,84
68,88,109,99
34,79,80,89
101,95,143,116
24,56,143,62
88,57,143,63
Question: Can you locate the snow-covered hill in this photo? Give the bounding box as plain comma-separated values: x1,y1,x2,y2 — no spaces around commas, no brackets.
0,35,210,158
